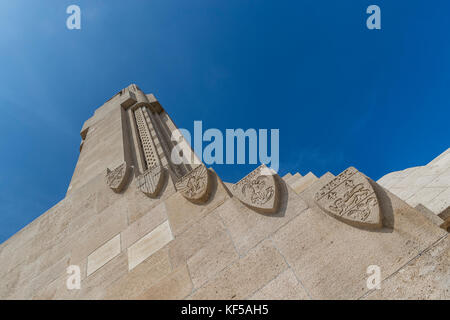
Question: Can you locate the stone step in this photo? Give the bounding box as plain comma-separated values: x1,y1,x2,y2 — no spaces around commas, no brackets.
284,172,301,186
223,181,234,191
291,172,318,194
296,172,335,209
414,204,444,227
320,172,335,179
438,206,450,232
282,173,292,182
438,205,450,221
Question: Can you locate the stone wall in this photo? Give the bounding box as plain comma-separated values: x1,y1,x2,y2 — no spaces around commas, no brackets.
0,85,448,300
378,149,450,215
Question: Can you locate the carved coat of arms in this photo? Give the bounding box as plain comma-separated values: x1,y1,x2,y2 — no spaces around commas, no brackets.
232,164,279,214
314,167,382,229
136,165,165,198
106,162,131,193
175,164,211,204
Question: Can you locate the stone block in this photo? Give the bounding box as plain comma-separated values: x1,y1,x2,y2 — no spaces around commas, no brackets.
364,236,449,299
427,169,450,188
248,269,310,300
165,171,230,236
415,204,444,226
285,172,302,186
188,239,288,300
125,171,175,224
105,247,172,299
426,188,450,214
168,211,236,270
271,185,447,299
291,172,318,194
137,264,193,300
35,252,128,300
405,187,446,208
282,173,292,181
187,226,239,289
87,234,121,276
127,220,173,271
81,252,129,299
121,202,168,250
4,253,70,300
217,177,308,256
70,197,128,264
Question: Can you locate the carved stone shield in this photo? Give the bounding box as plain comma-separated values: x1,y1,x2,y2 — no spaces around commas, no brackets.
106,162,130,193
232,164,280,214
175,164,211,204
136,165,164,198
314,167,382,229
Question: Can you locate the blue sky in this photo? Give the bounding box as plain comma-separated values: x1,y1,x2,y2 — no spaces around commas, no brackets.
0,1,449,243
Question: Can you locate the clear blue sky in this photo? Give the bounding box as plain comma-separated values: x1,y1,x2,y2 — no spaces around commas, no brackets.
0,1,449,243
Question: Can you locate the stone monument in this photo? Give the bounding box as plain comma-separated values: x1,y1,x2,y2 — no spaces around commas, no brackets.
0,85,448,299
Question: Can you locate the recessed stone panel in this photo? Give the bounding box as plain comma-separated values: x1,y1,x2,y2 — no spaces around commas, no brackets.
87,234,121,276
127,220,173,271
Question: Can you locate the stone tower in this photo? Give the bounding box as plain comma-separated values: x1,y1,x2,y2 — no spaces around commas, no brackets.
0,85,448,299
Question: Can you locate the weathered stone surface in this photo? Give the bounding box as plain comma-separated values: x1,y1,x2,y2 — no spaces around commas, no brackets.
137,264,193,300
1,85,448,301
186,224,239,288
105,247,172,299
415,204,444,227
81,253,129,299
70,197,128,264
189,240,288,300
286,172,302,186
87,234,121,276
166,170,230,236
127,220,173,270
125,173,175,224
248,269,310,300
165,209,239,290
121,202,168,250
272,190,447,299
315,167,382,229
364,236,449,300
282,172,293,181
378,148,450,217
231,164,280,213
8,253,70,300
405,187,447,208
439,206,450,221
291,172,318,194
68,106,127,196
427,188,450,215
95,171,126,214
35,252,129,300
217,177,308,256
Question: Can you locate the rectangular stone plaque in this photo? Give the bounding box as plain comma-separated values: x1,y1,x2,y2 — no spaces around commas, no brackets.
87,234,121,276
127,220,173,271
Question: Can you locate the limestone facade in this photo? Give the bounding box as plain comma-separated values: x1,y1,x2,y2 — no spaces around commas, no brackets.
378,148,450,231
0,85,448,300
